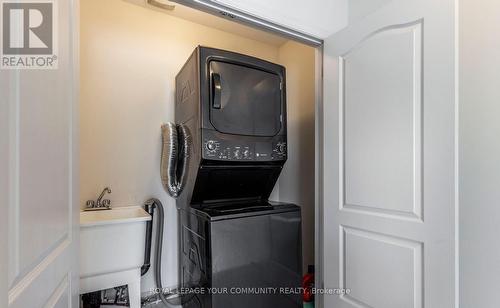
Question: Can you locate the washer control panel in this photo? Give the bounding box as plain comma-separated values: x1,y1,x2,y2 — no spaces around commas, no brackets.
203,138,287,162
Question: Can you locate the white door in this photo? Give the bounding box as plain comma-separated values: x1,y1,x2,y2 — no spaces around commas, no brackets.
2,0,80,307
322,0,457,307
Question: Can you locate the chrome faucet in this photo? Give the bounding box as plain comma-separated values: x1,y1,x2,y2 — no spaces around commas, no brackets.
85,187,112,210
97,187,112,207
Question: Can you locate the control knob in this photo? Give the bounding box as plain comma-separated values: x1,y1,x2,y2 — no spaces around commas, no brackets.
243,149,250,159
206,140,217,152
233,149,242,159
277,143,286,154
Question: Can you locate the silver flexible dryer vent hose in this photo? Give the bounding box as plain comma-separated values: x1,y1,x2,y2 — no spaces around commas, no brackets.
147,123,198,307
160,123,190,198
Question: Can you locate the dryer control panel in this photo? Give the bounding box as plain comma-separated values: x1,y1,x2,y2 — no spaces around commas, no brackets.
202,130,286,162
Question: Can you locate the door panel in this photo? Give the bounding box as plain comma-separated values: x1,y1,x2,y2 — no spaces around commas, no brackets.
342,227,422,308
6,0,79,307
343,22,422,218
322,0,456,307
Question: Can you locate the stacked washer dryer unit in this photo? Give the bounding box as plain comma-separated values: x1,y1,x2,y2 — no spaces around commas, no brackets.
174,47,302,308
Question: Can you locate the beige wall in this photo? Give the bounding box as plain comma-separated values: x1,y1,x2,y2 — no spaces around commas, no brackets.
80,0,315,292
276,41,316,272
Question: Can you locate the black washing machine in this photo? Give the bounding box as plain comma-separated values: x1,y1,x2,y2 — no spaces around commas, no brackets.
180,202,302,308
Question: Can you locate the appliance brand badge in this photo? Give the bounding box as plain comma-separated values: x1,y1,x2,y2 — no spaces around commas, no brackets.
1,0,58,69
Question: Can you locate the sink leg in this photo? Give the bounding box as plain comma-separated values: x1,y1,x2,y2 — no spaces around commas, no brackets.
128,280,141,308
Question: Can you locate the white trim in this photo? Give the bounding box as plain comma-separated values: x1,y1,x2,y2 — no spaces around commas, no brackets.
454,0,460,306
8,67,20,286
173,0,323,46
70,0,81,305
314,45,324,308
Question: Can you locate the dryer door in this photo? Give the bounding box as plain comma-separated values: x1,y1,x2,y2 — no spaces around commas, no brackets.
209,60,282,137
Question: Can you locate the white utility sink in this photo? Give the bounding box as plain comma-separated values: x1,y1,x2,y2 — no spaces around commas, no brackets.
80,206,151,226
80,206,151,308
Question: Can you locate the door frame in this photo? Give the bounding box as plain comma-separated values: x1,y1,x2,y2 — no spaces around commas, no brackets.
172,0,323,46
0,58,11,308
314,44,325,308
70,0,81,305
41,1,329,306
71,1,461,307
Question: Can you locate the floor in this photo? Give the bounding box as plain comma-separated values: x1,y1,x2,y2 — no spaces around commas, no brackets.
93,299,179,308
142,296,182,308
142,301,170,308
100,303,176,308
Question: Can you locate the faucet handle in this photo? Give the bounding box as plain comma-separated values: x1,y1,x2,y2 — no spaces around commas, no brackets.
102,199,111,208
86,200,95,208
